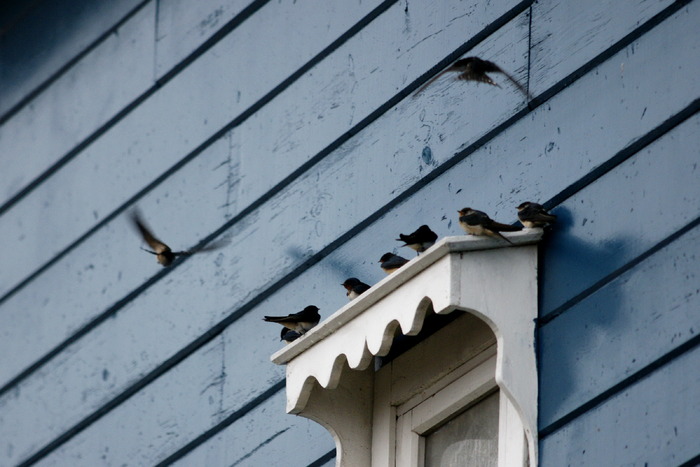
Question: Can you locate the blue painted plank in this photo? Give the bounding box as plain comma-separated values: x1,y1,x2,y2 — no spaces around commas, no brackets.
0,2,156,210
539,113,700,316
0,0,386,298
0,14,531,464
0,0,531,388
530,0,675,96
540,343,700,466
0,0,143,116
34,387,334,466
539,219,700,428
155,0,259,76
2,3,699,463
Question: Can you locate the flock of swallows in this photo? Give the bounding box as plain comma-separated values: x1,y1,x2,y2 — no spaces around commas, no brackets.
128,57,540,345
263,202,556,344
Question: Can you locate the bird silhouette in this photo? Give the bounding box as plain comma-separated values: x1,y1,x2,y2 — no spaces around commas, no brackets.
342,278,371,300
396,225,438,254
517,201,557,228
263,305,321,334
416,56,530,98
130,209,228,266
457,207,521,244
379,252,410,274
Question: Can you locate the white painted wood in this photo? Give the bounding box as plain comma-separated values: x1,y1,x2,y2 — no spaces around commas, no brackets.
498,394,528,466
273,234,541,465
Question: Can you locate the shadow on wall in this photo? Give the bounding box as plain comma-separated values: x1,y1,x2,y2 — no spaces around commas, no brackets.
0,0,124,111
537,205,630,426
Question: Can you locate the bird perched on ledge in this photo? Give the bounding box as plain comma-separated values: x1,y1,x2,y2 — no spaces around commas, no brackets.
379,252,410,274
457,207,521,244
516,201,557,228
416,56,530,98
342,278,371,301
264,305,321,335
280,327,302,344
130,209,228,266
396,224,438,255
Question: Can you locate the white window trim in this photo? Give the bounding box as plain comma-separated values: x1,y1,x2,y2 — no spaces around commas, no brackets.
271,230,542,466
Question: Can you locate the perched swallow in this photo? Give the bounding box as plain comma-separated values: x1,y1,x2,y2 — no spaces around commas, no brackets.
263,305,321,334
416,56,530,98
130,210,228,266
457,207,521,244
396,225,438,254
280,327,302,344
342,278,371,301
379,253,410,274
517,201,557,228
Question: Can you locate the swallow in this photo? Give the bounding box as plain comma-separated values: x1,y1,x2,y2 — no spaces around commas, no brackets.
396,225,438,254
280,327,302,344
130,210,228,266
457,207,521,244
342,278,371,301
263,305,321,334
416,56,530,98
517,201,557,228
379,253,410,274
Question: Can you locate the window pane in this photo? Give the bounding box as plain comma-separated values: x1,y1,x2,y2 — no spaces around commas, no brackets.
424,391,499,467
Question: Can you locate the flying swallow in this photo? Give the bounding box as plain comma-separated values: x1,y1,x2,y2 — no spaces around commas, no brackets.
280,327,302,344
517,201,557,228
379,252,410,274
342,278,371,301
263,305,321,334
396,225,438,254
130,210,228,266
457,207,521,244
416,56,530,98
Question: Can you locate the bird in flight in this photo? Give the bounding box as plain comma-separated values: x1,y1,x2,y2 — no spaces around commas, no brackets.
416,56,530,98
130,209,228,266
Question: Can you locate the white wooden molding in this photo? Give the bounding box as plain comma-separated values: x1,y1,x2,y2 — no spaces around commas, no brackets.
271,229,543,465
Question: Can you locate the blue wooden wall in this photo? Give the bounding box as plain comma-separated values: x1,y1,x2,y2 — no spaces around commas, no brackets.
0,0,698,465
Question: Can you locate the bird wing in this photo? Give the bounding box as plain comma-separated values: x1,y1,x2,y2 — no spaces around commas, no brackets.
130,211,171,253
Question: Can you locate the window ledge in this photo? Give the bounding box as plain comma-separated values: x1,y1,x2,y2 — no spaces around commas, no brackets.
271,229,543,465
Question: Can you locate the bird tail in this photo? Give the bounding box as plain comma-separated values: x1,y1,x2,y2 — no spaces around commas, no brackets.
489,230,514,245
491,222,522,232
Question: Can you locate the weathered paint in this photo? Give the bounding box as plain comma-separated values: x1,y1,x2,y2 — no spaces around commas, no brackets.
0,0,698,465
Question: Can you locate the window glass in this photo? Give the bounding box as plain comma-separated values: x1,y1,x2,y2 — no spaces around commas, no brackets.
424,391,499,467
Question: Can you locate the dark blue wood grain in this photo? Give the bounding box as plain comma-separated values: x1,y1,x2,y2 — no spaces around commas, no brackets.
540,343,700,466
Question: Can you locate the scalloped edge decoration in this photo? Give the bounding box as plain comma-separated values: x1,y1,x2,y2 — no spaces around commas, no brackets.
271,231,543,465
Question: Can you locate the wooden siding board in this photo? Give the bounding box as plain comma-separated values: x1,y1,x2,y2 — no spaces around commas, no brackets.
0,0,144,116
34,386,333,466
0,135,233,389
0,1,530,387
154,0,256,77
0,16,530,463
1,7,697,459
0,2,157,210
539,212,700,428
529,0,675,96
0,0,385,299
539,344,700,466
